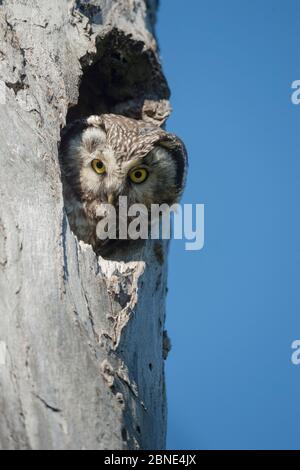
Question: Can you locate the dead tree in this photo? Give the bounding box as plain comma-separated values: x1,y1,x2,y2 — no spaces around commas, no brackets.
0,0,173,450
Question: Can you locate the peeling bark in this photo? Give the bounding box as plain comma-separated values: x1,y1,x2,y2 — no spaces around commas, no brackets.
0,0,171,450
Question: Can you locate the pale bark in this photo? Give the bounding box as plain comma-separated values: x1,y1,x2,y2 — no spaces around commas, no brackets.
0,0,171,450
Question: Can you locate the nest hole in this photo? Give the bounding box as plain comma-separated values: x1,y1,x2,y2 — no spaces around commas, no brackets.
59,30,170,259
66,30,170,123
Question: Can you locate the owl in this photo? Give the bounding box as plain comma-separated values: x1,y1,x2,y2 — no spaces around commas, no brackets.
59,114,188,256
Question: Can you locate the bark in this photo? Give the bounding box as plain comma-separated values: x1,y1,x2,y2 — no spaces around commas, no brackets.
0,0,171,450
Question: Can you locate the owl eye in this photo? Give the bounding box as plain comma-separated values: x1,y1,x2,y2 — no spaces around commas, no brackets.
129,168,149,184
91,159,106,175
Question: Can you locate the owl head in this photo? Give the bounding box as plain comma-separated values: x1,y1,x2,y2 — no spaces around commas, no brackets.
60,114,188,210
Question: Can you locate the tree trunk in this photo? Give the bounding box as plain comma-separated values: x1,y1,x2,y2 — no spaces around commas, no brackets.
0,0,171,450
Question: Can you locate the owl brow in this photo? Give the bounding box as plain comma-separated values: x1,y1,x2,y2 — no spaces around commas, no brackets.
121,158,143,171
85,138,101,152
142,150,157,166
83,130,106,152
121,148,154,169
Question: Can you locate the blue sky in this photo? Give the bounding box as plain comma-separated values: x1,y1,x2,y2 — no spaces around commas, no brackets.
157,0,300,450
